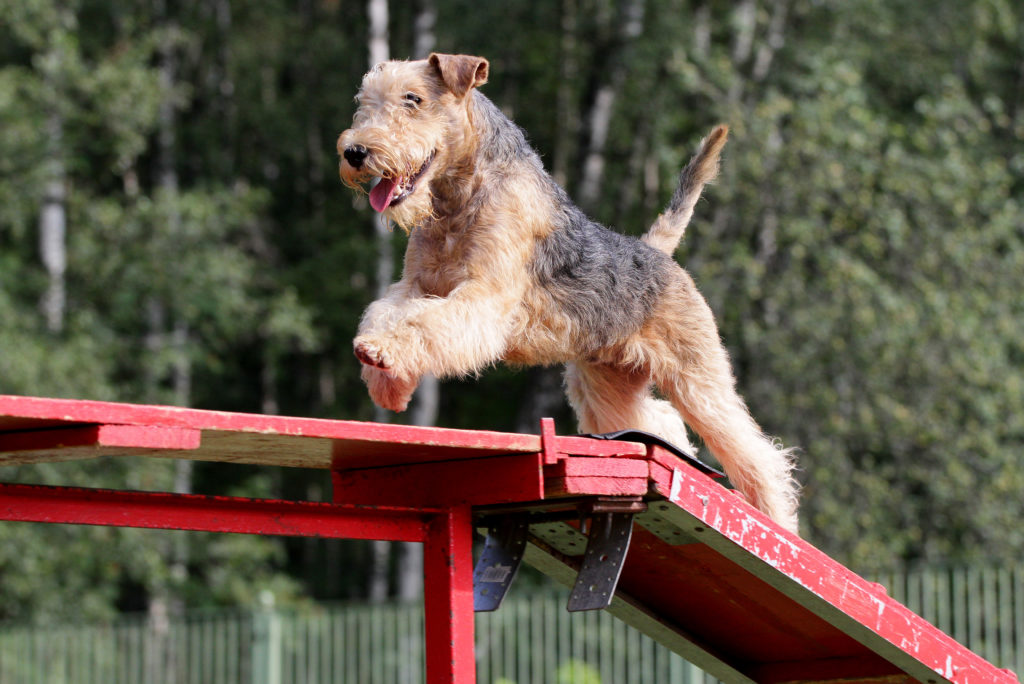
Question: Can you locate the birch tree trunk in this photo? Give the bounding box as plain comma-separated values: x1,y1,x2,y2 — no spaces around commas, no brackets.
38,110,66,334
552,0,579,188
365,0,393,604
413,0,436,59
368,0,392,430
520,0,637,434
577,0,645,211
699,0,791,290
37,21,70,335
394,0,439,603
406,0,439,442
147,6,190,678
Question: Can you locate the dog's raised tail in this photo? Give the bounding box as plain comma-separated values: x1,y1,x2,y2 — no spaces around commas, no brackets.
643,124,728,255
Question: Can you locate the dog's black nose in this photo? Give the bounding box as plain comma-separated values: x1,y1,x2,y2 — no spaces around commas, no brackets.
344,145,368,169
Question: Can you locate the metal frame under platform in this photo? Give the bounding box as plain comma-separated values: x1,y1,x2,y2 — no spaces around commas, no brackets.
0,395,1017,684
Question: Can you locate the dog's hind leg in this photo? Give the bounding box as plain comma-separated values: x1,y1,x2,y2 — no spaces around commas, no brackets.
643,315,800,533
564,362,694,455
607,270,800,533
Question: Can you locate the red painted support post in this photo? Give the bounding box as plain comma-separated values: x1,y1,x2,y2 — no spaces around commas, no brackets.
423,506,476,684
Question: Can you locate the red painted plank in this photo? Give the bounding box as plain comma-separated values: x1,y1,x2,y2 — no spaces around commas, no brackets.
0,396,658,470
540,456,650,497
644,446,1017,684
0,483,432,542
0,425,201,465
545,476,648,498
537,418,647,463
645,441,725,478
424,506,475,684
548,456,649,478
0,424,200,451
551,435,647,459
332,453,545,508
749,656,918,683
616,523,902,680
0,396,542,466
539,417,561,464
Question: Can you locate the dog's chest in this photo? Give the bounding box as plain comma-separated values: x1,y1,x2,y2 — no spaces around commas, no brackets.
409,231,469,297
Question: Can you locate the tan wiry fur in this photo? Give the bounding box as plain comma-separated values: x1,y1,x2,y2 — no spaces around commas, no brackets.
337,54,800,534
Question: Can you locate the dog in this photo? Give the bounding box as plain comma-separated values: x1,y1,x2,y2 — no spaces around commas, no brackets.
337,53,800,533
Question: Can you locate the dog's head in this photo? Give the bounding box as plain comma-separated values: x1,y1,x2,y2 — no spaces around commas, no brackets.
337,53,489,230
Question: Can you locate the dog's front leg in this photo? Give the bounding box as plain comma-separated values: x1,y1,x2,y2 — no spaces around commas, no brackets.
352,279,423,411
354,279,417,372
354,281,517,410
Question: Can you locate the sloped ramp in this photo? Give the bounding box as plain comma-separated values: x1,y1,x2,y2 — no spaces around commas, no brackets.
508,444,1017,684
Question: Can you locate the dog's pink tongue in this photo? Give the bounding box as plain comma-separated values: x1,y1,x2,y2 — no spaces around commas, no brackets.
369,177,398,212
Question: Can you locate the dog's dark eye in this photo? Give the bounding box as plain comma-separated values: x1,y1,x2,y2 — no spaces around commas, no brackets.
403,92,423,107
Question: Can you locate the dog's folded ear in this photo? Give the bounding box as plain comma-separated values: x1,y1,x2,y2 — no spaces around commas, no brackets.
428,53,489,97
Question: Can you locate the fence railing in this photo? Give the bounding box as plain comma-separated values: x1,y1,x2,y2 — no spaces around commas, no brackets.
872,565,1024,674
1,565,1022,683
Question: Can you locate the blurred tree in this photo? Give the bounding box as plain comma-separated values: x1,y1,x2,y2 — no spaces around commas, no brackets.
0,0,1022,623
661,0,1024,567
0,0,311,620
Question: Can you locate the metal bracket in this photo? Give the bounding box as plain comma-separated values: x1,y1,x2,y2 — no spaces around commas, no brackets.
567,499,641,612
473,514,529,611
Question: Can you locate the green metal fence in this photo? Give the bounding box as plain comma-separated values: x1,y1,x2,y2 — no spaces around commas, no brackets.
872,565,1024,675
1,566,1022,683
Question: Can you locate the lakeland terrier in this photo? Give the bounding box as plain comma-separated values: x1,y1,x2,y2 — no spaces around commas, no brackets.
337,53,800,533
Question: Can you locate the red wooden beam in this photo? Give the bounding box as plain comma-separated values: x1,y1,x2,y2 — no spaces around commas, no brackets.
0,481,478,682
332,452,545,508
0,483,433,542
543,456,649,497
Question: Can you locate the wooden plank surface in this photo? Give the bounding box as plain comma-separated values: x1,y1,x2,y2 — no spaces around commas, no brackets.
0,395,544,469
0,424,201,465
0,395,656,470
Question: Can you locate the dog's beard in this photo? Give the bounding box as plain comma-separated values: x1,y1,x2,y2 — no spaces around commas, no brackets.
381,186,435,231
338,146,438,231
367,152,436,213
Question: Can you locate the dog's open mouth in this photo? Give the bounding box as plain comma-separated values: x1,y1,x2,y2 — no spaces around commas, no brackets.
368,152,435,213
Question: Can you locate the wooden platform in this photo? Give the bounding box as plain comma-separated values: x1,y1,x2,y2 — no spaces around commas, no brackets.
0,395,1016,684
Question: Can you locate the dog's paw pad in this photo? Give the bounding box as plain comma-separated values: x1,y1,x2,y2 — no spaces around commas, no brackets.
354,339,392,370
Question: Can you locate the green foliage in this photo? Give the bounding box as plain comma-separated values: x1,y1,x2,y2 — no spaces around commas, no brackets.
0,0,1022,621
673,1,1024,568
555,659,603,684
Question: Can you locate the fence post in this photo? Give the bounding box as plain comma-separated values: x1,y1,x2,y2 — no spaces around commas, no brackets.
252,598,282,684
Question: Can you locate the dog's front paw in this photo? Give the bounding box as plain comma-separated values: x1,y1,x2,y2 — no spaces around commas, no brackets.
361,366,417,412
354,336,396,372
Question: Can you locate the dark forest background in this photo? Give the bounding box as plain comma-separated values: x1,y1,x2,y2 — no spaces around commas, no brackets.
1,0,1023,624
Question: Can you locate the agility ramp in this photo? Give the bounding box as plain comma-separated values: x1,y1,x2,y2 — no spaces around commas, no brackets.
0,395,1016,684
